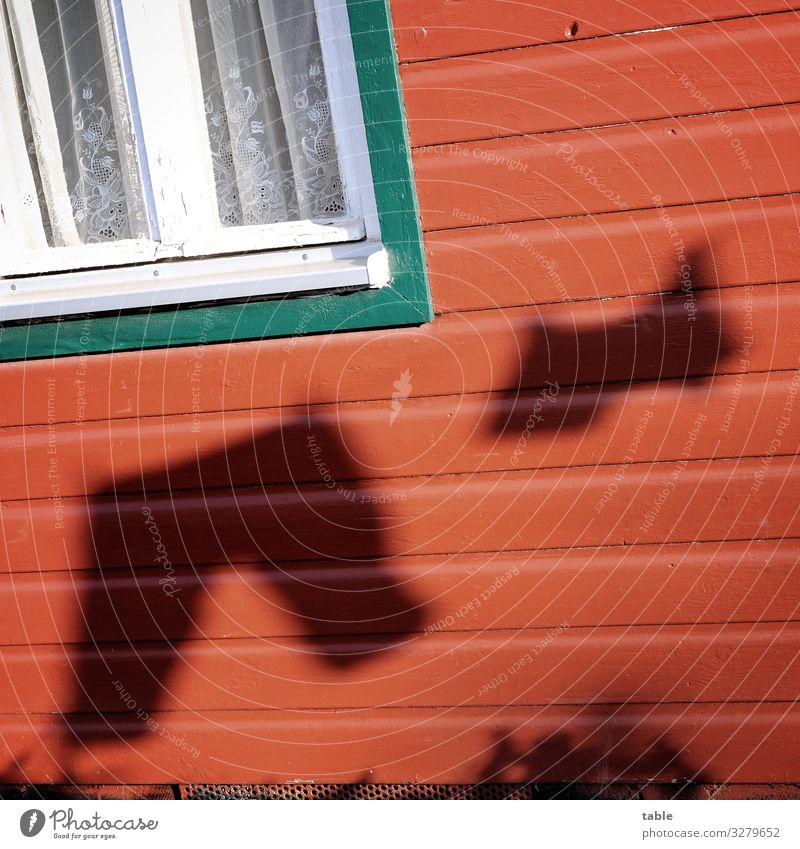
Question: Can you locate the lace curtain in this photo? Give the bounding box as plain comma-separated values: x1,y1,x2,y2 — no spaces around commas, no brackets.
5,0,147,246
191,0,346,227
4,0,346,247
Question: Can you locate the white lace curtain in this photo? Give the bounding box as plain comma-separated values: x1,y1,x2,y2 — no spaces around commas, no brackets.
192,0,346,227
4,0,345,246
5,0,147,246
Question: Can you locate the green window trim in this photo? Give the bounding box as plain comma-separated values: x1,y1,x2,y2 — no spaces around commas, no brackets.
0,0,431,363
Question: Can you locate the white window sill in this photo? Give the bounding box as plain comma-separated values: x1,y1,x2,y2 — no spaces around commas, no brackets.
0,241,390,321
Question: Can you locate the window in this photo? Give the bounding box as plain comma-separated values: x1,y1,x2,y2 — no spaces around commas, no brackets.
0,0,428,346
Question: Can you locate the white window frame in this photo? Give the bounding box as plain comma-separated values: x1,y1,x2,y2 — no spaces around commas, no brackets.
0,0,387,321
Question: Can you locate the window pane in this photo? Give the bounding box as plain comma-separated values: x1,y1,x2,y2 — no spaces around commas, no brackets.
4,0,148,246
190,0,346,228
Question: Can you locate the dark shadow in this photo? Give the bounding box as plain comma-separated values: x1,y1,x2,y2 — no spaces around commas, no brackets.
479,245,731,793
0,781,175,800
58,244,733,791
477,719,712,799
63,411,425,745
492,248,731,438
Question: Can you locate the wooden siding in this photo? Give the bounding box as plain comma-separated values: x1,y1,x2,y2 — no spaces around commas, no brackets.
1,1,799,785
392,1,799,61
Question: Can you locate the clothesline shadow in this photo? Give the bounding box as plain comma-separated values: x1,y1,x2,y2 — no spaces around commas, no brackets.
60,244,734,788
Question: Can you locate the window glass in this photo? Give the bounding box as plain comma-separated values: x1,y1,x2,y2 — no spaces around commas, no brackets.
190,0,347,228
5,0,147,245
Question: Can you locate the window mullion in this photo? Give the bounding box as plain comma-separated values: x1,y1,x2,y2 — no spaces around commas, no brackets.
314,0,380,240
105,0,159,243
118,0,218,252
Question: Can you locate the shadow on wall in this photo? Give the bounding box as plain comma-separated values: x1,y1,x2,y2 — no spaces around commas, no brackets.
492,248,731,436
477,722,713,799
62,413,426,747
59,245,731,787
482,246,730,791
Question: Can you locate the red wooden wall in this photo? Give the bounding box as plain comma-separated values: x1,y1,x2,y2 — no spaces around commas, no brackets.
1,1,799,786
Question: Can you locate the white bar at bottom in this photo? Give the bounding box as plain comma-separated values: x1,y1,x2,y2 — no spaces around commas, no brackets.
2,798,799,849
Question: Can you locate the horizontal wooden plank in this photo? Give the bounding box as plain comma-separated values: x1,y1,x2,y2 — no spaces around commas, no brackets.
427,194,800,312
1,455,798,572
0,280,794,427
403,11,800,146
2,539,796,643
2,369,798,501
2,623,796,714
2,703,798,784
415,104,800,230
392,0,797,62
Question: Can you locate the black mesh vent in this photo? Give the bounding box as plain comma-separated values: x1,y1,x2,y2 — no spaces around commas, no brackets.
180,783,542,800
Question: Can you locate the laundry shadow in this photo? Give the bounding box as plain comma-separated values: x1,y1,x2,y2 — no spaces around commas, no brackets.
60,244,733,783
63,411,424,746
493,247,731,438
481,245,731,793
